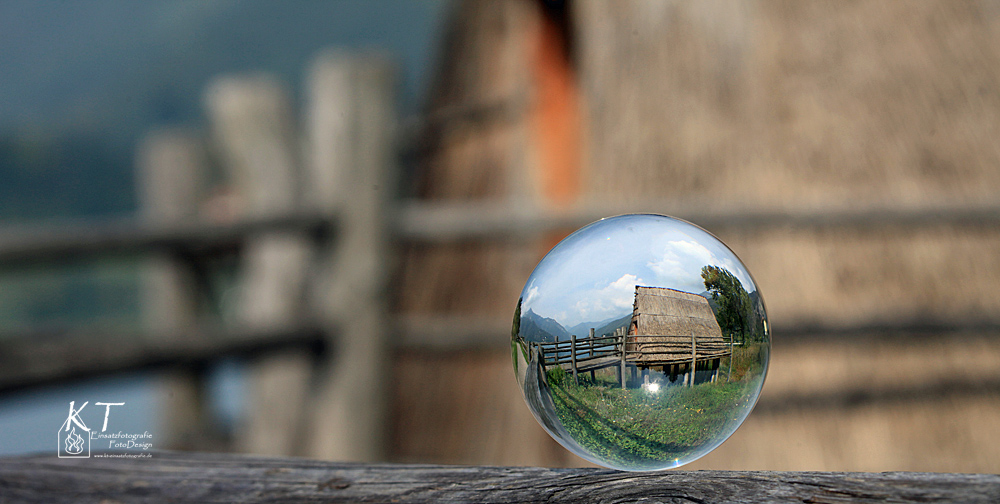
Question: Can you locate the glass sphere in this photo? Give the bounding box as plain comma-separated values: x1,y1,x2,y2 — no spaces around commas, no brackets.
511,214,770,471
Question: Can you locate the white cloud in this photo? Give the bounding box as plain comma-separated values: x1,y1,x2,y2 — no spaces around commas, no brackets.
647,240,713,290
523,284,540,307
606,273,644,308
647,239,754,293
570,273,644,324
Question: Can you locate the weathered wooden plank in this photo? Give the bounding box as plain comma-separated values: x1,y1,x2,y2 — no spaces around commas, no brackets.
0,325,327,394
136,128,209,450
0,213,334,266
0,451,997,503
205,73,315,457
303,52,395,461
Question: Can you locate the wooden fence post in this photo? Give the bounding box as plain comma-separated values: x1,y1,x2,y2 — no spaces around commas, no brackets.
536,344,549,387
688,329,697,387
204,75,314,456
136,129,209,449
619,334,627,389
727,339,733,382
570,335,578,384
302,51,395,461
589,328,596,382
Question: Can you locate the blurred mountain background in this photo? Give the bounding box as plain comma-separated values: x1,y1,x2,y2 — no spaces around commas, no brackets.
0,0,446,223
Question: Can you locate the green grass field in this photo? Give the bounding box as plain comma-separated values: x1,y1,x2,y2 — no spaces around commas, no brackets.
545,348,766,469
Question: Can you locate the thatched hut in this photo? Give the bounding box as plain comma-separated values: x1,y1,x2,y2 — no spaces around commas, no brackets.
628,286,729,366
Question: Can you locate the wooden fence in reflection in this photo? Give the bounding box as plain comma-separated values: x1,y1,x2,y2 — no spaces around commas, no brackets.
530,328,733,389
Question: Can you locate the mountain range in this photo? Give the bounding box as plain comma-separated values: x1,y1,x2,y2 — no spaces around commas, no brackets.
520,309,632,343
518,309,570,342
565,314,627,337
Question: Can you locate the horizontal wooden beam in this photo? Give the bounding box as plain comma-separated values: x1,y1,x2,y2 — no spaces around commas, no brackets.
393,315,1000,351
2,315,996,394
756,376,1000,415
0,213,336,266
395,200,1000,242
0,324,328,394
1,200,998,266
0,314,493,393
775,318,1000,342
1,451,996,503
394,314,514,351
398,95,527,159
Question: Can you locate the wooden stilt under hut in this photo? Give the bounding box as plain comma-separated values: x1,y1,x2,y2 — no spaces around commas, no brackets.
627,286,730,386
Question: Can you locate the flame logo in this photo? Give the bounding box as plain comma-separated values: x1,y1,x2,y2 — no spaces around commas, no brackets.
64,427,84,455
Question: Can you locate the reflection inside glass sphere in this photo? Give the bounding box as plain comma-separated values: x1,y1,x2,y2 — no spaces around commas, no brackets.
511,214,770,471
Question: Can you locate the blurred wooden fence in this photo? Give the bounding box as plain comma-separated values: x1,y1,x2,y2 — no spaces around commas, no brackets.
2,45,1000,466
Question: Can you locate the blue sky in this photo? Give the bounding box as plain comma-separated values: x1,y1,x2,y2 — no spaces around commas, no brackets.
521,214,756,328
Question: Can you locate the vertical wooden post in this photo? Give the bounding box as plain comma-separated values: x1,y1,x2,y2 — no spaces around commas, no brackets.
619,333,627,389
302,52,395,461
588,327,595,357
204,75,314,456
137,129,207,450
536,344,548,387
570,335,578,384
689,329,697,387
727,340,733,383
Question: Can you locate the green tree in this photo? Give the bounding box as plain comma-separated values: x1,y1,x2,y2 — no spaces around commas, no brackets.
512,297,522,340
511,297,527,373
701,265,753,343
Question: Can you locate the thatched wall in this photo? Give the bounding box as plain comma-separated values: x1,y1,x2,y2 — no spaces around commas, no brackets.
393,0,1000,472
633,287,721,334
392,0,577,468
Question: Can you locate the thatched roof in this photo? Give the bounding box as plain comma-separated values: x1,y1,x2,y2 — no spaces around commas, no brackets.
632,286,723,338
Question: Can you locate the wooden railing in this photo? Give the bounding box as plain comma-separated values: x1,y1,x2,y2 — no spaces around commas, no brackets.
537,334,621,368
8,201,1000,390
536,334,733,368
529,329,735,390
